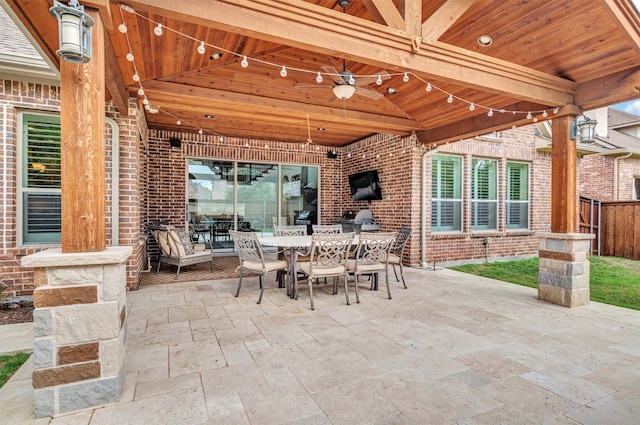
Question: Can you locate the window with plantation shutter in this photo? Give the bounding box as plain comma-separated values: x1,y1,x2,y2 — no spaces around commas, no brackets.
19,113,62,244
634,177,640,200
431,155,462,231
471,158,497,230
506,162,529,229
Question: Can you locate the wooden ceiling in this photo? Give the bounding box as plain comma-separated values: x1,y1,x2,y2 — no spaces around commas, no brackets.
7,0,640,147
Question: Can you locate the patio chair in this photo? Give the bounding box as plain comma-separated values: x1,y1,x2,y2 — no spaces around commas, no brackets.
229,230,288,304
388,227,412,288
273,224,310,268
346,232,396,303
151,226,214,279
311,224,343,234
296,232,354,310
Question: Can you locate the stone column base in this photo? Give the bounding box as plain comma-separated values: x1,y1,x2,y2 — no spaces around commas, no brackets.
22,246,132,418
537,232,594,308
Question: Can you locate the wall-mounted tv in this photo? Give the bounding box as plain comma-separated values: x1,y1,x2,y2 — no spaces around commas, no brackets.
348,170,383,201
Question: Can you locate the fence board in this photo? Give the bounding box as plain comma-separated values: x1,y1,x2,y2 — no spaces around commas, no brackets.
598,201,640,260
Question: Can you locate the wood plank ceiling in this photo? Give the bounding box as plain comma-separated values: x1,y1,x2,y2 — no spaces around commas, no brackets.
7,0,640,147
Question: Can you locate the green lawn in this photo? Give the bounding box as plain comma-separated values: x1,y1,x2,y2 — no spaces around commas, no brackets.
450,256,640,311
0,352,30,388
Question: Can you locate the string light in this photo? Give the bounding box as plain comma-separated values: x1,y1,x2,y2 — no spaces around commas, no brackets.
198,129,203,135
197,41,205,55
116,3,561,144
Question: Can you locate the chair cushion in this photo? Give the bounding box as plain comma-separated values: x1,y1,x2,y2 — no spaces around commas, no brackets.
298,262,345,276
154,230,172,256
346,259,386,273
387,253,401,265
243,259,287,272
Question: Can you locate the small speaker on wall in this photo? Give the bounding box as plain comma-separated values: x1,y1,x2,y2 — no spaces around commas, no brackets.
327,150,338,159
169,137,181,148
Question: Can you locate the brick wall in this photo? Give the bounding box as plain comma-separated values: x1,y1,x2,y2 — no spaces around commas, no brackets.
0,80,145,295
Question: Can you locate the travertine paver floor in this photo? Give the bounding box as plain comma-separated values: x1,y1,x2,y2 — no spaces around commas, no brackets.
2,267,640,424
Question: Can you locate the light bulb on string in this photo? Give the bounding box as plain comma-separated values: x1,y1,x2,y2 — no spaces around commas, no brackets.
198,129,203,135
241,56,248,68
197,41,206,55
132,72,140,82
553,107,559,114
245,142,249,147
142,97,149,105
542,110,548,118
176,120,181,126
153,23,163,36
315,72,323,83
488,109,493,117
426,83,432,92
126,51,134,62
137,87,144,96
447,94,453,103
376,75,383,85
219,136,224,142
526,112,532,120
280,66,287,77
348,75,355,85
144,104,150,110
469,103,475,111
118,21,127,33
403,72,409,82
512,125,517,130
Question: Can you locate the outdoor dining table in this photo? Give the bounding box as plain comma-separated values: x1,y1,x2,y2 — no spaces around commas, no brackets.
259,234,359,299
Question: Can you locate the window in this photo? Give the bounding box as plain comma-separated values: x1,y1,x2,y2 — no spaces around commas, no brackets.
634,177,640,200
19,113,61,244
471,158,497,230
506,162,529,229
432,155,462,231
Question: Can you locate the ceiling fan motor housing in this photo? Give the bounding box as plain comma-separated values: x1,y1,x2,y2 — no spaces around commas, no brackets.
337,0,351,10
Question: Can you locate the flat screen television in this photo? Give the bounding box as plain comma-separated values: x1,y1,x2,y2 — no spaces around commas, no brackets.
348,170,383,201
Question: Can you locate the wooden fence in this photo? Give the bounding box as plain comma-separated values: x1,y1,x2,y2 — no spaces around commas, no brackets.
580,197,640,260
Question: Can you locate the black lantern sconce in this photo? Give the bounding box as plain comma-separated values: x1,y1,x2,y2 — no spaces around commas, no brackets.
49,0,94,63
570,114,598,143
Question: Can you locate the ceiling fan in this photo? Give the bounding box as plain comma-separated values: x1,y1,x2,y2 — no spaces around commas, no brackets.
295,0,390,101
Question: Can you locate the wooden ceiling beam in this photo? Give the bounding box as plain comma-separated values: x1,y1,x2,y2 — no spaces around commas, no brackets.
421,0,478,42
141,80,420,131
574,66,640,109
362,0,404,30
399,0,422,36
104,31,129,114
123,0,575,106
416,101,551,145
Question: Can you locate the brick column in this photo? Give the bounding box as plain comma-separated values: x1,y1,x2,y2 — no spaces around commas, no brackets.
21,246,131,418
537,232,594,307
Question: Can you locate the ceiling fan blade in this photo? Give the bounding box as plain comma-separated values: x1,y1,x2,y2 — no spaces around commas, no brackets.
357,71,391,86
355,85,384,100
321,65,343,84
295,84,334,89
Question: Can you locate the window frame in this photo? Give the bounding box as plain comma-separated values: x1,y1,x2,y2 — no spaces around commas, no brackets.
505,161,530,230
470,157,498,231
17,111,62,246
431,154,463,232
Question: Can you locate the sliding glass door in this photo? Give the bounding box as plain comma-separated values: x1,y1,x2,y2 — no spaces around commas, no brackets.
187,159,318,250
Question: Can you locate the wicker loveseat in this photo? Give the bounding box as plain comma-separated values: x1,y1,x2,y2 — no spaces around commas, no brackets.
151,226,214,279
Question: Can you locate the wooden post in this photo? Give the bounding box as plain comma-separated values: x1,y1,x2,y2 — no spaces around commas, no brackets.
551,112,578,233
60,8,106,252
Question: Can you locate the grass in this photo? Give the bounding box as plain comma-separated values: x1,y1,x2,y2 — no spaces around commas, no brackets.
0,352,30,388
450,256,640,311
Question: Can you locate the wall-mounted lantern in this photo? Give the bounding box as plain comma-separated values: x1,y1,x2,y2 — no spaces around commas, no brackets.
49,0,94,63
570,114,598,143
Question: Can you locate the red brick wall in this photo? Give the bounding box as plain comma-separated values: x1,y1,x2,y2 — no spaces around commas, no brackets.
0,80,146,295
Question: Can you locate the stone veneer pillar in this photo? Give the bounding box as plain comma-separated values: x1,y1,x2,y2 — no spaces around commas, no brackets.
21,246,132,418
537,232,594,307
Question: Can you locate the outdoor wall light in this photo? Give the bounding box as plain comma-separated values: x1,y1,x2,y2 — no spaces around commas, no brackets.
333,84,356,100
50,0,94,63
570,114,598,143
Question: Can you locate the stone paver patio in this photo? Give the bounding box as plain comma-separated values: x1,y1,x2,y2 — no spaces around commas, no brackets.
2,266,640,424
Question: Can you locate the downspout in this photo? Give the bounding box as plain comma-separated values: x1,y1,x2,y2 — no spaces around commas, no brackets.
421,146,437,267
106,117,120,246
1,105,6,255
613,152,632,201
